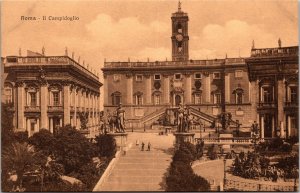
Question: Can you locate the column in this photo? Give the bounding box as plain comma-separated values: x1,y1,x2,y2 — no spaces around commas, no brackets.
73,88,77,127
250,80,258,123
40,83,48,129
145,75,152,104
103,74,108,105
17,82,25,131
126,74,133,104
36,118,40,133
261,116,264,138
225,74,230,103
49,118,53,133
185,73,192,104
163,75,170,104
287,116,291,138
205,74,211,103
272,115,275,137
59,118,62,127
63,83,70,125
248,82,251,103
277,79,285,137
27,118,30,136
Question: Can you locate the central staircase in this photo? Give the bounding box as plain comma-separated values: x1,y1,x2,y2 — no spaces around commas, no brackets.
96,133,174,191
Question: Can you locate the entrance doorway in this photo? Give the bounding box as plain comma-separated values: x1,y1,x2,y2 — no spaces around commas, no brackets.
264,114,273,138
53,117,60,134
175,95,182,106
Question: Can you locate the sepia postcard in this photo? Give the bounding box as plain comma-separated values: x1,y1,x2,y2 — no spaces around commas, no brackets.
1,0,299,192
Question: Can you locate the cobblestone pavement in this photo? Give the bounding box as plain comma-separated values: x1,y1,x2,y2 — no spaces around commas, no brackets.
99,132,175,191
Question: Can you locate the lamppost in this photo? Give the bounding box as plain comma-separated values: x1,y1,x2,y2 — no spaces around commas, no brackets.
223,158,227,189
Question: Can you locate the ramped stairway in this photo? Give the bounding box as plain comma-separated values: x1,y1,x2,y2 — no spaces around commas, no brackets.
97,134,174,191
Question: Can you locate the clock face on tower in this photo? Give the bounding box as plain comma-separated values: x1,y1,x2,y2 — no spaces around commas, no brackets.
176,34,183,42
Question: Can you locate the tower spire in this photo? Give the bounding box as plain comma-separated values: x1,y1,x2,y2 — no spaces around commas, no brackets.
178,0,181,12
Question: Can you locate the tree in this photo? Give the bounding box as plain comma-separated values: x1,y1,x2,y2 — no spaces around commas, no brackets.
94,134,116,158
53,125,97,174
1,102,15,147
28,129,56,156
2,142,46,189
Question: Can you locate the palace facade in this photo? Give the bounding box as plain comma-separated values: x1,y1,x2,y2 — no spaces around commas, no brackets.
2,50,102,136
102,3,298,138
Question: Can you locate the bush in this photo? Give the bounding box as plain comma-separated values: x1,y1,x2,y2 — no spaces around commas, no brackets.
94,134,116,158
207,144,219,160
166,142,210,191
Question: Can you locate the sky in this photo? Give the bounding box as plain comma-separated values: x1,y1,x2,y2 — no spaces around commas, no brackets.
1,0,298,108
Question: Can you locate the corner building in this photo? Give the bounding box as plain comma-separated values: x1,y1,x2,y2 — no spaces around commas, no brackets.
102,4,298,139
2,51,102,136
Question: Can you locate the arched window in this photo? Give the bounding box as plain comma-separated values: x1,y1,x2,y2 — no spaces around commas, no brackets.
212,90,221,104
25,83,39,107
134,91,143,106
261,85,273,103
152,91,161,105
111,91,122,106
233,88,244,104
4,83,13,104
177,23,182,33
48,84,62,106
193,91,202,104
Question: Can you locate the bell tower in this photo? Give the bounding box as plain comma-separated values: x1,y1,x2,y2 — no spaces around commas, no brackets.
171,1,189,61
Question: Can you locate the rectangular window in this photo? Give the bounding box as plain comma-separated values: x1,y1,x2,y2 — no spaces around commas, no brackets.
214,93,221,104
53,92,60,106
136,95,143,105
194,94,202,104
235,70,243,78
154,74,161,80
213,72,221,79
174,73,181,80
136,75,143,82
30,92,37,106
154,95,160,105
194,73,202,79
4,88,12,103
263,87,273,103
290,86,298,103
236,93,243,104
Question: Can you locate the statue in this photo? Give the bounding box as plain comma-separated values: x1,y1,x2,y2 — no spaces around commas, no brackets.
116,103,126,133
176,103,193,133
104,105,126,133
176,103,185,132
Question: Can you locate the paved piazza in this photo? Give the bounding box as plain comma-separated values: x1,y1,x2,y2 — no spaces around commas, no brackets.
99,132,175,191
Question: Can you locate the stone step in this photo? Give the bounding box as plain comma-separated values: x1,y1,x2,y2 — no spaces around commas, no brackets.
106,175,163,184
118,158,171,164
114,163,169,170
109,168,167,176
100,182,163,191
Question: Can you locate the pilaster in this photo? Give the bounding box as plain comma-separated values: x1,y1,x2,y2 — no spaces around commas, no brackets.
16,81,25,131
63,82,71,125
40,81,48,129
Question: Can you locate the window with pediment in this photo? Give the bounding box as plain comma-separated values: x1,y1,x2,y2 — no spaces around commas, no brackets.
112,91,122,106
233,88,244,104
49,84,62,106
25,84,39,107
134,91,143,105
4,83,13,104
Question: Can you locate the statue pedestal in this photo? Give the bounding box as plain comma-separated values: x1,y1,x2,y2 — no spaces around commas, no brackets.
174,132,195,147
108,132,128,151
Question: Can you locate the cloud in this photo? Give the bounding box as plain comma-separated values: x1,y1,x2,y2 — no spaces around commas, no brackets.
190,19,279,59
85,13,170,54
